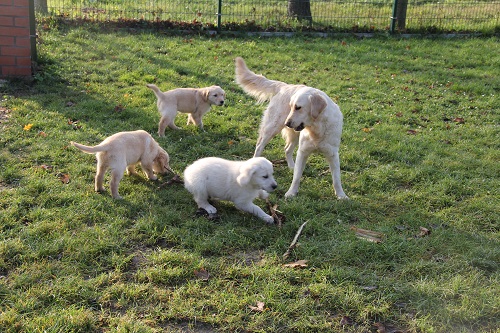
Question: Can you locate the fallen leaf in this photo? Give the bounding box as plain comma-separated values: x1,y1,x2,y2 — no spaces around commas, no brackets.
374,322,387,333
68,119,82,130
418,226,431,237
39,164,53,171
395,112,403,117
351,226,384,243
453,117,465,124
114,104,124,113
340,315,353,326
407,129,417,135
38,131,48,137
194,268,210,281
283,259,308,268
57,173,70,184
361,285,378,291
23,123,33,131
362,127,372,133
249,301,265,312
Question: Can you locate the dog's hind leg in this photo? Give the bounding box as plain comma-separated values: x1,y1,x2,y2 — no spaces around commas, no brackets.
95,159,107,193
254,121,283,158
109,167,125,199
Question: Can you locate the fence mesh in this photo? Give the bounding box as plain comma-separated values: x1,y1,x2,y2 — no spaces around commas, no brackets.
38,0,500,33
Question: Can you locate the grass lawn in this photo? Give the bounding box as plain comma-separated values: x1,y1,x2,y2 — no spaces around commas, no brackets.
0,24,499,332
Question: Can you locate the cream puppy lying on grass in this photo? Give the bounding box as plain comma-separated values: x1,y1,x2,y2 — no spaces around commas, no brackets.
146,83,226,136
183,157,278,224
71,130,171,199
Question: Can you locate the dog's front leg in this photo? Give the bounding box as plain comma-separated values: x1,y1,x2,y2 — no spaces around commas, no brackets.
285,148,312,198
236,202,274,224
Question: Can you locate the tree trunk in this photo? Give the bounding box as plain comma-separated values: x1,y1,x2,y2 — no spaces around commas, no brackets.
287,0,312,23
34,0,48,14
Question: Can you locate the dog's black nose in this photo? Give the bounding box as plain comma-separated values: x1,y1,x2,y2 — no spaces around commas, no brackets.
272,183,278,189
285,120,293,128
220,101,224,105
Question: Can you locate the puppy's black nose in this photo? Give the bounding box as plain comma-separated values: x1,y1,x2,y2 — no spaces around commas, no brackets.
220,101,224,105
285,120,293,128
272,183,278,189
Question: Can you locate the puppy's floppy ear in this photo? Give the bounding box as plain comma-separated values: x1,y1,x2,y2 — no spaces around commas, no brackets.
309,93,327,119
237,162,257,186
200,87,210,102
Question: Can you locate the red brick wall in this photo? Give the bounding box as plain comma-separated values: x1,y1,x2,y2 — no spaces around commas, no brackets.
0,0,35,77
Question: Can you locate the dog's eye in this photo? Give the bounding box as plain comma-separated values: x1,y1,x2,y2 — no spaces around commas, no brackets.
295,105,301,110
263,175,269,179
213,94,218,97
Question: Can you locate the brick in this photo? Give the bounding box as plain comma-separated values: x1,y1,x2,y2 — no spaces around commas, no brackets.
2,66,32,77
0,36,14,45
15,36,30,47
0,26,29,36
0,16,14,27
1,46,30,56
15,17,29,27
15,0,29,7
0,55,16,65
0,1,14,6
0,7,29,17
16,56,31,66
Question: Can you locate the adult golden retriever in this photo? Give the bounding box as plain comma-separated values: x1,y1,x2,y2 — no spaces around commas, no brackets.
146,84,225,136
71,130,171,199
235,57,348,199
183,157,278,224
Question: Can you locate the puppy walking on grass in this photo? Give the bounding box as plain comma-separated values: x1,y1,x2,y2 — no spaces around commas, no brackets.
71,130,171,199
146,84,226,136
183,157,278,224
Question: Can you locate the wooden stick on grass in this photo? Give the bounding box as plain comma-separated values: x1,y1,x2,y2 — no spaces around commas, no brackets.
283,221,308,260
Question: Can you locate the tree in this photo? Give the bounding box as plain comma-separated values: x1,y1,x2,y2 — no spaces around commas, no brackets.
34,0,48,14
287,0,312,23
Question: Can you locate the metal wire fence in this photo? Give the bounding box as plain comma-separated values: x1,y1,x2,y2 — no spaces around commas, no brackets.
37,0,500,33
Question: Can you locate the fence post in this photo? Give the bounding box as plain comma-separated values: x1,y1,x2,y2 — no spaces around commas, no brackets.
217,0,222,33
390,0,408,33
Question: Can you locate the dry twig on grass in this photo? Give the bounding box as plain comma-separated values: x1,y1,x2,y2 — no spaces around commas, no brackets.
283,221,308,260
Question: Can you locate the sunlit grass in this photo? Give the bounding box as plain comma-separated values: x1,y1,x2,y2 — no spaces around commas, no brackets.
0,26,499,332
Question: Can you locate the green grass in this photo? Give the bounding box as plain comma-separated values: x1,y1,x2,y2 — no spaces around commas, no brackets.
1,25,499,332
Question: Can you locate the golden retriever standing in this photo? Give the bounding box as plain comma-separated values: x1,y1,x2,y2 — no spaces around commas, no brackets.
235,57,348,199
146,84,226,136
183,157,278,224
71,130,171,199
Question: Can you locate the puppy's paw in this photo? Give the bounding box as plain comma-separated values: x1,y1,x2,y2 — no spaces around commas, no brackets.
263,215,275,225
337,195,350,200
195,208,220,221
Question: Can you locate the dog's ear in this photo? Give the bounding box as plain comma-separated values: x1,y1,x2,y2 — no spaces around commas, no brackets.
309,93,327,119
237,162,257,186
200,88,210,102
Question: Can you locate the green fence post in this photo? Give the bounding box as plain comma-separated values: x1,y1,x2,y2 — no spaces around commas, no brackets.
390,0,398,34
217,0,222,33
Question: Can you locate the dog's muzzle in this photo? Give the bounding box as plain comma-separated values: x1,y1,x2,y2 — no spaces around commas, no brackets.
286,120,305,132
219,101,225,106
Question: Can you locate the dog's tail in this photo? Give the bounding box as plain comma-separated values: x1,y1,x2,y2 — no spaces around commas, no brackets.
235,57,287,103
146,84,163,98
70,141,108,154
